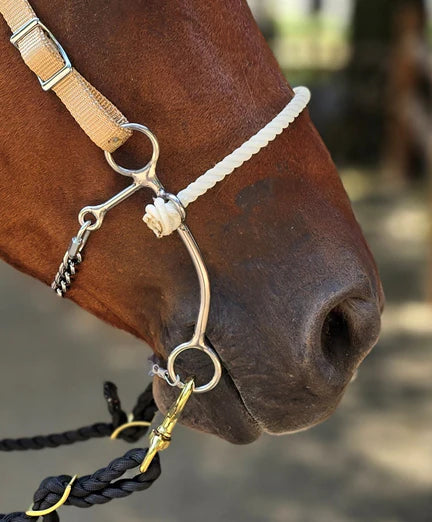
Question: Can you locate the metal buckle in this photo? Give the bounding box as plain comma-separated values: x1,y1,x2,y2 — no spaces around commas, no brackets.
10,17,72,91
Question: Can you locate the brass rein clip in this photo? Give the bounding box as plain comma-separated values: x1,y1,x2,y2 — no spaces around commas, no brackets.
140,377,195,473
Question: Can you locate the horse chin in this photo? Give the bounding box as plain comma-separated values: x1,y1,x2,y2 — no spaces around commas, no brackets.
151,370,263,444
151,366,341,444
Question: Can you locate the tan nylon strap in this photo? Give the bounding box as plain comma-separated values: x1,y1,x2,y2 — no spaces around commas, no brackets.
0,0,132,152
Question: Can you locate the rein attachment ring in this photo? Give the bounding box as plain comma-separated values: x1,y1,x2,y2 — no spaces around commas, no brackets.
167,342,222,394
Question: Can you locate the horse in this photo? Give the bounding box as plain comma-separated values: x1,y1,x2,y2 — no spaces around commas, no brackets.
0,0,384,445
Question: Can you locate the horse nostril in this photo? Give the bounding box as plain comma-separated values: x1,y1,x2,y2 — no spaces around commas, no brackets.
321,305,352,371
320,297,381,374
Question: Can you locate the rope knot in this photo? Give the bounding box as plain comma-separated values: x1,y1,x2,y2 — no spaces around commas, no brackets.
143,197,183,237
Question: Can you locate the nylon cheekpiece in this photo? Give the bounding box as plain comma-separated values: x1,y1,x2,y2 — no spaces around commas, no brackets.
0,0,131,152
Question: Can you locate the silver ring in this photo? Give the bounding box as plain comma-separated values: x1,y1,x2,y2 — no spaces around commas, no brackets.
167,342,222,394
158,190,187,222
76,220,93,238
78,210,101,231
104,123,160,177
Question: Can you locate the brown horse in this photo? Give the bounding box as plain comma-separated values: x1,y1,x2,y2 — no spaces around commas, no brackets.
0,0,384,444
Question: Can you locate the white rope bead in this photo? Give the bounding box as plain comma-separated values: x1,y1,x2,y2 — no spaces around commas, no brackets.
143,197,182,237
143,86,311,236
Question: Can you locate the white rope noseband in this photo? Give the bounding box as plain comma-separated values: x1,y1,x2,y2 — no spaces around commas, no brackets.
144,86,311,237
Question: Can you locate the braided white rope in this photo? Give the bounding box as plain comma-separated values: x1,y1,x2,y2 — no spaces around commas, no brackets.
143,86,311,237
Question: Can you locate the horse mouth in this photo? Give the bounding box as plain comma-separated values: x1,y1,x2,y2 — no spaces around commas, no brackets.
150,337,347,444
151,349,264,444
153,308,372,444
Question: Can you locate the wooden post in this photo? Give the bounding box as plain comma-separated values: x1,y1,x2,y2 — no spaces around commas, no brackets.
427,138,432,301
381,1,427,187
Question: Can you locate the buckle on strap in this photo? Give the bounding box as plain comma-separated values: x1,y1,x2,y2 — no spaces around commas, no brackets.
10,17,72,91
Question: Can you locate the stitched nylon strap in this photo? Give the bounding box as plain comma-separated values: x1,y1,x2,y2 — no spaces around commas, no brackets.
0,0,131,152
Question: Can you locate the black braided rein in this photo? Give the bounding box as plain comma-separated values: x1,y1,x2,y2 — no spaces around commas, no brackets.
0,449,161,522
0,382,157,451
0,382,162,521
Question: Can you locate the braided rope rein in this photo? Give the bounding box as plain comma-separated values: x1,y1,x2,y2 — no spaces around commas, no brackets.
0,383,160,520
143,86,311,237
0,382,157,451
0,449,161,522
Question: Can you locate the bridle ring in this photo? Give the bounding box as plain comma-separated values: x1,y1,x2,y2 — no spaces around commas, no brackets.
104,123,160,178
159,190,187,222
167,342,222,394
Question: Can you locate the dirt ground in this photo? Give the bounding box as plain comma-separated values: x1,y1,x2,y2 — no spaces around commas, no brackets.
0,173,431,522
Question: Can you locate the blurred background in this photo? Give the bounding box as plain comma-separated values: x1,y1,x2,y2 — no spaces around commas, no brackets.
1,1,431,521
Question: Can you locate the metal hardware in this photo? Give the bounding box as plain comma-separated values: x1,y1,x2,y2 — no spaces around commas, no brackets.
150,363,181,387
159,190,187,222
105,125,222,393
54,122,222,392
110,421,152,440
140,377,195,473
51,221,92,296
68,221,92,257
26,474,77,517
167,341,222,394
10,17,39,46
52,124,163,294
79,182,146,231
79,123,164,232
166,224,222,393
10,17,72,91
104,123,161,184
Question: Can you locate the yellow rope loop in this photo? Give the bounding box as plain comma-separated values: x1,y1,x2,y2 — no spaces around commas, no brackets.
110,421,152,440
26,474,78,517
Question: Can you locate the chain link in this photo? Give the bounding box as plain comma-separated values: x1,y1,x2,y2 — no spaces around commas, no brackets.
51,221,92,297
51,250,82,296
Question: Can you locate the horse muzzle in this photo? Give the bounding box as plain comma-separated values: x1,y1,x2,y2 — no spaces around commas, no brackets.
151,262,383,444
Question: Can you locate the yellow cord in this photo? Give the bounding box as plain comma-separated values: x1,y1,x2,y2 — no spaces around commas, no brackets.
110,421,152,440
26,475,78,517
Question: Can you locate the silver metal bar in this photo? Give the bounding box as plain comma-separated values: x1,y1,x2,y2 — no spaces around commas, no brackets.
78,182,142,231
166,223,222,393
10,18,40,47
176,224,210,346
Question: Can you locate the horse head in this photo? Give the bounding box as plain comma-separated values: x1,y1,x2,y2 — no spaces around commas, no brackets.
0,0,384,443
